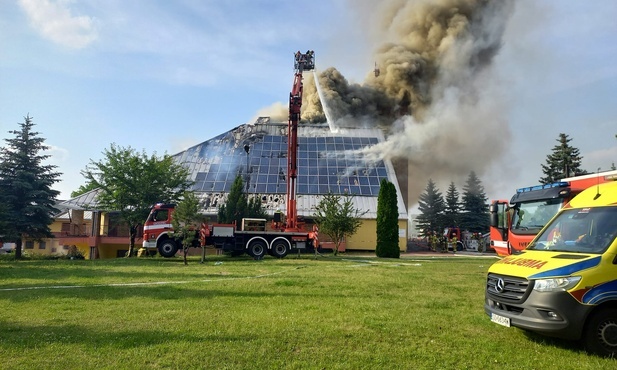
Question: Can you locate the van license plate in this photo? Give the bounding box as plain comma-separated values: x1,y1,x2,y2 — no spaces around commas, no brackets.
491,313,510,327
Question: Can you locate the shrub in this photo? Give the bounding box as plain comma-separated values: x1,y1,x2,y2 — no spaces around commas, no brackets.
66,245,85,260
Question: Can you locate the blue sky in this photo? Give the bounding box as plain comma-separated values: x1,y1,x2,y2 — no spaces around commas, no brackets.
1,0,616,207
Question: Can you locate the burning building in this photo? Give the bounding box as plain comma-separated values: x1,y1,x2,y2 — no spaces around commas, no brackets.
177,116,408,252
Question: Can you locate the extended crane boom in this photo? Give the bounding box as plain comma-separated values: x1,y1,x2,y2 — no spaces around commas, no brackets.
286,50,315,231
142,50,319,259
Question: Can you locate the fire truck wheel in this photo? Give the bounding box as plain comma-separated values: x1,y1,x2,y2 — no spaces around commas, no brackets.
582,307,617,357
456,242,464,251
247,240,266,259
158,239,179,258
270,240,289,258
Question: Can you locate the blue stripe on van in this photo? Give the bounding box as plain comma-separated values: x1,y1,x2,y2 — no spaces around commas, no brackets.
529,256,602,279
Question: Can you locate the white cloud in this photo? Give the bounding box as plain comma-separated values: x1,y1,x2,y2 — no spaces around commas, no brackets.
19,0,98,48
46,144,69,160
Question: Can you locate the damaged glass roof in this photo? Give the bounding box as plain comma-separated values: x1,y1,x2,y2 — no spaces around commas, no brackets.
175,121,389,197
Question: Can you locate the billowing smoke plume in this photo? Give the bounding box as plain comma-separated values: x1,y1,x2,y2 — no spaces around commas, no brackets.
300,0,515,208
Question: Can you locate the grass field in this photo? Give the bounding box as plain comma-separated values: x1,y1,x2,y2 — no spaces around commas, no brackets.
0,254,613,369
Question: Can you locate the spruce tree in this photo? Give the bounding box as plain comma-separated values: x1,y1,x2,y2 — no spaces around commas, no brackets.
416,179,445,238
443,182,460,228
217,175,266,227
0,115,61,259
376,179,400,258
460,171,489,233
247,195,267,219
540,133,587,183
217,175,247,227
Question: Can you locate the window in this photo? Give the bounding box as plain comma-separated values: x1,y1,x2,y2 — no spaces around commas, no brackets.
529,207,617,254
39,241,46,250
25,241,34,249
151,209,169,222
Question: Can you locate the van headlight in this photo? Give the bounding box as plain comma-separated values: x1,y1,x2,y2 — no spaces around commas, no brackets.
533,276,581,292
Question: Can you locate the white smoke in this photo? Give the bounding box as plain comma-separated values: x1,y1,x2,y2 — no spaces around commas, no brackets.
303,0,515,207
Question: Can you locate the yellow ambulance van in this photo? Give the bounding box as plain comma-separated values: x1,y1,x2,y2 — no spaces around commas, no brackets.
485,181,617,356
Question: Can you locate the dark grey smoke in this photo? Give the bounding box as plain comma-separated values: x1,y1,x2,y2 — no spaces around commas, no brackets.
300,0,515,209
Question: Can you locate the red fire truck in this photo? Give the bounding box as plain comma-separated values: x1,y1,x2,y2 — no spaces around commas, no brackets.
489,170,617,256
443,227,486,252
142,51,319,258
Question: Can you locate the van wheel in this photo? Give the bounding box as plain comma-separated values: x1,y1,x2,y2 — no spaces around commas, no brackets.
582,308,617,357
270,240,289,258
247,240,266,260
158,239,179,258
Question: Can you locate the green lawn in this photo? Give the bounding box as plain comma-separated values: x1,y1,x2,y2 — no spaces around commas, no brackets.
0,254,612,369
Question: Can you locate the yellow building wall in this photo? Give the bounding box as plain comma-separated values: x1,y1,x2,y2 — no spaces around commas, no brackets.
24,240,124,259
21,239,79,256
97,243,129,259
346,219,407,252
23,216,91,257
21,219,64,256
69,244,90,258
50,219,63,233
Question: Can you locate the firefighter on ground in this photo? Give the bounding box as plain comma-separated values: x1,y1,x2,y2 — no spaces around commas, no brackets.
450,235,458,253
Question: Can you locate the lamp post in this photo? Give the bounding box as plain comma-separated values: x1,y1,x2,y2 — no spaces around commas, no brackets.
244,144,250,192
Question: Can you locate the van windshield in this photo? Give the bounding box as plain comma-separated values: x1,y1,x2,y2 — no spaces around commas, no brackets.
528,206,617,254
511,198,562,234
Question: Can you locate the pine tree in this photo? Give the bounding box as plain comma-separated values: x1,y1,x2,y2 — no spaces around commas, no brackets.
460,171,489,233
376,179,400,258
0,115,61,259
416,179,445,238
540,133,587,183
217,175,247,227
247,195,267,219
443,182,460,228
218,175,266,228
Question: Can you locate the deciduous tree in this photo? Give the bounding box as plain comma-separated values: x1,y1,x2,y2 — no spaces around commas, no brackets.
82,144,192,257
314,193,365,256
0,115,61,259
70,181,98,198
171,191,203,265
